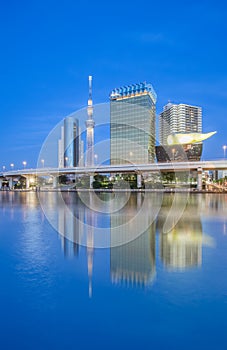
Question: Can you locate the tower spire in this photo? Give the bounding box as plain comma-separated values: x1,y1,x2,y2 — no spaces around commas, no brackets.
86,76,95,167
87,75,93,119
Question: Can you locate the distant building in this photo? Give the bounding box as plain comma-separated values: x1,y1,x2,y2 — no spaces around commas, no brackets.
110,82,157,164
159,103,202,145
157,103,202,162
155,143,203,162
64,117,79,167
58,76,93,169
222,170,227,178
58,126,65,168
58,116,79,168
79,137,84,167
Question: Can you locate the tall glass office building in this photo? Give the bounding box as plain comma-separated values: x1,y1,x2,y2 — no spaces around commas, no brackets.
64,117,79,167
110,82,157,165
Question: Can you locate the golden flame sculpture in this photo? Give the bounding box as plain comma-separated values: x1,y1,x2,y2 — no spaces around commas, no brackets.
167,131,217,145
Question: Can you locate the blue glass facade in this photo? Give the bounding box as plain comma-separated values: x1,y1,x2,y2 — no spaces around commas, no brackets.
110,82,157,165
64,117,79,167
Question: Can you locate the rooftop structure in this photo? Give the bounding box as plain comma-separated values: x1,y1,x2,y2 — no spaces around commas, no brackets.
110,82,157,103
110,82,157,165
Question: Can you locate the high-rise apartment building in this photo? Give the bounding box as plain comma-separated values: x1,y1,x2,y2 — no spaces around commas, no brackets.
159,103,202,145
110,82,157,165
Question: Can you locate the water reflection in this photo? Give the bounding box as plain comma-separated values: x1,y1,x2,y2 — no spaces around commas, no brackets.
58,206,79,257
1,191,224,295
203,193,227,215
110,193,156,287
159,214,203,270
85,194,95,298
111,225,156,287
157,194,215,270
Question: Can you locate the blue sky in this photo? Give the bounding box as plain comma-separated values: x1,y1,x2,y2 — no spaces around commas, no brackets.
0,0,227,169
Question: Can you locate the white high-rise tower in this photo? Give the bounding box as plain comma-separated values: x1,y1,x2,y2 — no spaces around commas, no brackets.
159,103,202,145
86,76,95,166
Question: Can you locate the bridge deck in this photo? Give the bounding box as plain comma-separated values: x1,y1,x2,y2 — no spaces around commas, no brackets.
1,160,227,177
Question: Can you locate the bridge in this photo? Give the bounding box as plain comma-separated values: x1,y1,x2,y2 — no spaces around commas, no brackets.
1,159,227,190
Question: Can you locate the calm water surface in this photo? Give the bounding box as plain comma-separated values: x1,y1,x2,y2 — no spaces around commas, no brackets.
0,191,227,350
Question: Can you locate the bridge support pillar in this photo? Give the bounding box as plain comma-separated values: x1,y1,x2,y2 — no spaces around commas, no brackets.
8,177,13,190
137,192,142,207
53,176,58,189
90,175,94,189
137,174,142,189
197,167,203,191
0,178,3,189
26,177,30,189
23,175,35,190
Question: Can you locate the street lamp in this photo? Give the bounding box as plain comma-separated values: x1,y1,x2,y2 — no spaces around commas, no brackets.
10,163,14,170
22,161,27,169
223,145,227,159
41,159,44,168
65,157,68,167
94,154,98,165
2,165,5,171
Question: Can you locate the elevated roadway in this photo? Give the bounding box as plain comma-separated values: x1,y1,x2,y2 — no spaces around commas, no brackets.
1,160,227,190
1,160,227,177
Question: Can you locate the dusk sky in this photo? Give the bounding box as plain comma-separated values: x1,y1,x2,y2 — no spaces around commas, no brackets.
0,0,227,169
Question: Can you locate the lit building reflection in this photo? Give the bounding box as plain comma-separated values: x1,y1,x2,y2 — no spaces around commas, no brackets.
58,198,80,257
110,193,156,287
53,192,95,258
0,191,39,221
56,192,98,298
158,194,203,270
111,227,156,287
160,216,203,270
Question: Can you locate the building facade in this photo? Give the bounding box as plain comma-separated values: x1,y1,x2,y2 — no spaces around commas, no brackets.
159,103,202,146
58,126,65,168
64,117,79,167
58,116,79,168
110,82,157,165
155,143,203,162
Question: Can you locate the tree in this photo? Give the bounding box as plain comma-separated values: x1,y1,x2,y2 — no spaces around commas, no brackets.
59,175,68,184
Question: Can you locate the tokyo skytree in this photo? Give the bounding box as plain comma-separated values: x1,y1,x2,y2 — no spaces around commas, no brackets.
85,76,95,167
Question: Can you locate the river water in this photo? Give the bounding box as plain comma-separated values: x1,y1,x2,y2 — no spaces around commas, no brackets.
0,191,227,350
